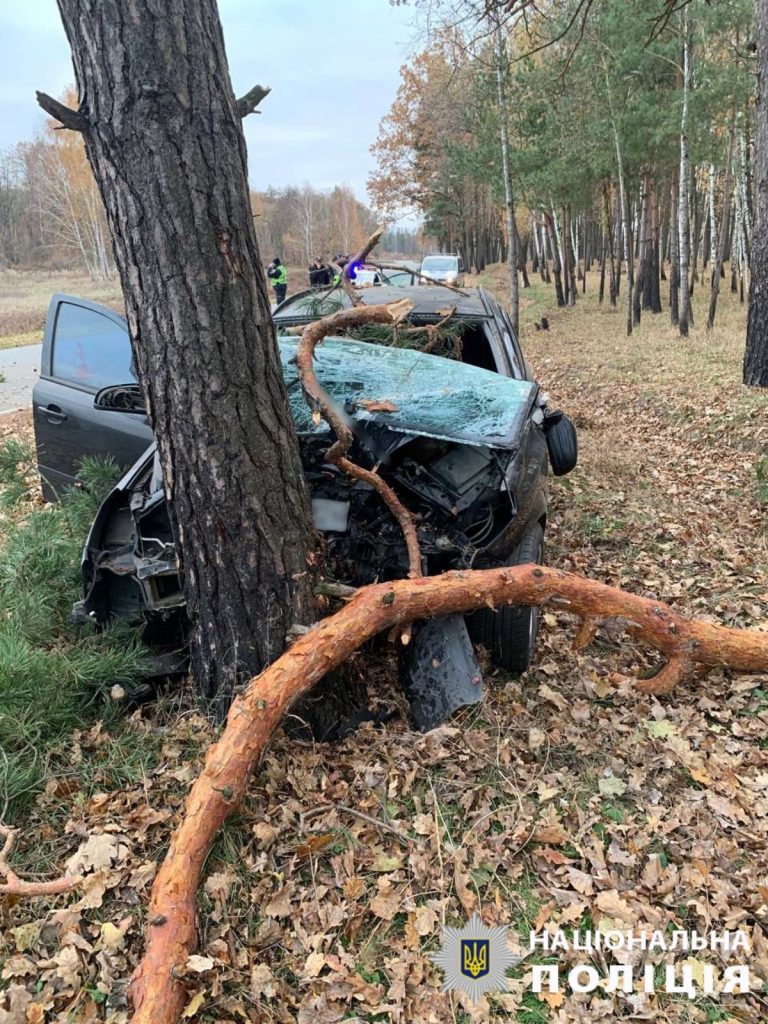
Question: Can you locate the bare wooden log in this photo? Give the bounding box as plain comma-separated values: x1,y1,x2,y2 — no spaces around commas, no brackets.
127,562,768,1023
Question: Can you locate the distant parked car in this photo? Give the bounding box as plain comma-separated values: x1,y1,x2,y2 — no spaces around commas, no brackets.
352,267,384,287
420,253,465,286
32,287,577,733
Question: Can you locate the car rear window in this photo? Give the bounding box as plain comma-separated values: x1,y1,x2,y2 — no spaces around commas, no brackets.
52,302,136,390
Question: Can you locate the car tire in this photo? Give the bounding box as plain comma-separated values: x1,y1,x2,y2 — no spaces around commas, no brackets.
544,412,578,476
467,523,544,674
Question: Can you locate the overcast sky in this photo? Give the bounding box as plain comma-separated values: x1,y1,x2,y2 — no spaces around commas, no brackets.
0,0,420,213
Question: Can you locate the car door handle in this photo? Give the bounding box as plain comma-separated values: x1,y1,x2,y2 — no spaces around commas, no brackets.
44,404,68,424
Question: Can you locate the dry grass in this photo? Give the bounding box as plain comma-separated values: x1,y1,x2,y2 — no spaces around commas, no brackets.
0,265,313,350
0,269,124,349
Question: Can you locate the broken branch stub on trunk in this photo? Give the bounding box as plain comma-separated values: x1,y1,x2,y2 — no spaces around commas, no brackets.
35,90,88,132
127,562,768,1024
236,83,271,117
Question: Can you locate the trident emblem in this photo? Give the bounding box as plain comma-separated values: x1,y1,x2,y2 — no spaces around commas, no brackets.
461,939,490,978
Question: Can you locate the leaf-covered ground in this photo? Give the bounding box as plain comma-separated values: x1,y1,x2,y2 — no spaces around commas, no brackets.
2,272,768,1023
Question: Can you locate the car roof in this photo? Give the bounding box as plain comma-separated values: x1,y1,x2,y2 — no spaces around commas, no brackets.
273,285,490,321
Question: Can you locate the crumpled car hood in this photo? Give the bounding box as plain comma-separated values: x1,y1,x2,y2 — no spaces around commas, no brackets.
278,335,537,448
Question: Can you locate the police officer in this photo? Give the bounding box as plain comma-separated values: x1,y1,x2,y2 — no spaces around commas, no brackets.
267,256,287,305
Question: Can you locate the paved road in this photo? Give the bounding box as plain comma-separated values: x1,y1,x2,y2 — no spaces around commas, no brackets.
0,344,41,415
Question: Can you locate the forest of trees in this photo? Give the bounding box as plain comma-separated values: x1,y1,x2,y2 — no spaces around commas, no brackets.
0,88,114,277
372,0,755,337
251,184,378,265
0,98,424,276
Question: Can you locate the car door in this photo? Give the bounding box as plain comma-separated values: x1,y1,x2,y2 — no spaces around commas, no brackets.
33,295,154,500
481,293,529,380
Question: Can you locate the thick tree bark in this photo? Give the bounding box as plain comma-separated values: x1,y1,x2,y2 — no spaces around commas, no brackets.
48,0,315,707
647,177,662,312
745,0,768,384
563,204,577,305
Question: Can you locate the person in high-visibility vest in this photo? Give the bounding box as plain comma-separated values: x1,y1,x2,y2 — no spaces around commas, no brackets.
267,256,287,305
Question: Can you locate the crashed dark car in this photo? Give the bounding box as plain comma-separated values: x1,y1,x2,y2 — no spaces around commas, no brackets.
32,289,577,731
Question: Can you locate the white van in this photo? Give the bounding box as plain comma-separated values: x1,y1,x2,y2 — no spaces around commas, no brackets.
419,253,465,286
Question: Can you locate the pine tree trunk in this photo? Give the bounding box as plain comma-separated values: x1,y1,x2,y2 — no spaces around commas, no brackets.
634,180,647,324
614,188,623,297
546,211,565,307
678,8,692,337
495,22,519,333
741,134,768,374
613,129,633,335
51,0,316,707
708,122,735,330
603,182,617,306
670,171,680,325
649,178,662,312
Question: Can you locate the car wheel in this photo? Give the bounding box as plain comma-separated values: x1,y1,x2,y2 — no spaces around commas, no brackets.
467,523,544,674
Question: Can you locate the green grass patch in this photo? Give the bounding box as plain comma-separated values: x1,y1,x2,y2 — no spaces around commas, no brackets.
0,440,150,819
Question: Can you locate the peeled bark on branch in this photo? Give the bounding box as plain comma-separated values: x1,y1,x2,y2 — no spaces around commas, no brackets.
124,563,768,1023
0,826,80,897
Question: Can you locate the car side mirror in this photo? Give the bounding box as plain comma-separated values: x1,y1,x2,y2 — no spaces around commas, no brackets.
94,383,147,414
543,411,577,476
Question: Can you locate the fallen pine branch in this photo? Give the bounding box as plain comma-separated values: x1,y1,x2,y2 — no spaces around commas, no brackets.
0,825,80,896
123,562,768,1023
295,298,419,577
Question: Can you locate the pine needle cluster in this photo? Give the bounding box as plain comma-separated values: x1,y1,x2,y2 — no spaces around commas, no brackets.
0,442,150,819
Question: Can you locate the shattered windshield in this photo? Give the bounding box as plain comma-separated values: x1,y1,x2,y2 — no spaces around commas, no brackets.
278,335,536,448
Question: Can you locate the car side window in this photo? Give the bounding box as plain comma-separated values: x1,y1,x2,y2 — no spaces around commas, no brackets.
52,302,135,391
491,303,527,380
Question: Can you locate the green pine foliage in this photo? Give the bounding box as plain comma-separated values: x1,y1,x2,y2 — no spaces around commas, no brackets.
0,440,150,819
